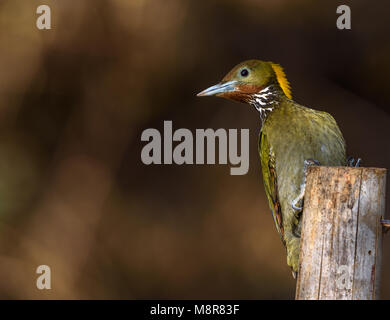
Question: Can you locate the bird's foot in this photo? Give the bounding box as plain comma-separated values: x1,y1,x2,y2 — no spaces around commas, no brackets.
292,192,304,213
304,159,321,167
291,159,321,215
347,156,362,168
381,219,390,234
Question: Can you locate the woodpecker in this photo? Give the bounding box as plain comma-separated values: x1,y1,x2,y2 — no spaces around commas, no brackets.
197,60,347,275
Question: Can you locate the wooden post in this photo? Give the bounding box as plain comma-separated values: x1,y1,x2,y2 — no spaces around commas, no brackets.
295,166,386,300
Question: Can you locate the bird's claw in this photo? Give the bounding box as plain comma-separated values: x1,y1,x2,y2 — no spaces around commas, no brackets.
381,219,390,234
292,199,303,212
347,156,362,168
292,190,304,219
304,159,321,167
291,159,321,214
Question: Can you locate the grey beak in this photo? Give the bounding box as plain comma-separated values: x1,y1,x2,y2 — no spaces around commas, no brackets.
196,80,237,97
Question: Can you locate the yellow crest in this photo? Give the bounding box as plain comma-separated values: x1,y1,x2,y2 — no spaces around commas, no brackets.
270,63,292,99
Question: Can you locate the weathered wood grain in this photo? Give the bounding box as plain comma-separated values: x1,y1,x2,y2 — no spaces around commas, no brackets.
295,167,386,300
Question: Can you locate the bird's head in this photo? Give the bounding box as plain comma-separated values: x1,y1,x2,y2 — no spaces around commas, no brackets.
197,59,291,105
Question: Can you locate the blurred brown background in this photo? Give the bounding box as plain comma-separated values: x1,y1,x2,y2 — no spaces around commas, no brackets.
0,0,389,299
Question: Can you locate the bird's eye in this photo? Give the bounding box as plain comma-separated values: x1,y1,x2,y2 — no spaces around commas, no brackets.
240,69,249,77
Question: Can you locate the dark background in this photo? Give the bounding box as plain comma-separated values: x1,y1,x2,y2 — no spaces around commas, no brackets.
0,0,389,299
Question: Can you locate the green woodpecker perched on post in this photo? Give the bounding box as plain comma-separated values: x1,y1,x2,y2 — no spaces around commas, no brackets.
197,60,349,277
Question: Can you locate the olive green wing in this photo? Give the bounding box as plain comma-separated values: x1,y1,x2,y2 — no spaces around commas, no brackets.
259,132,286,247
